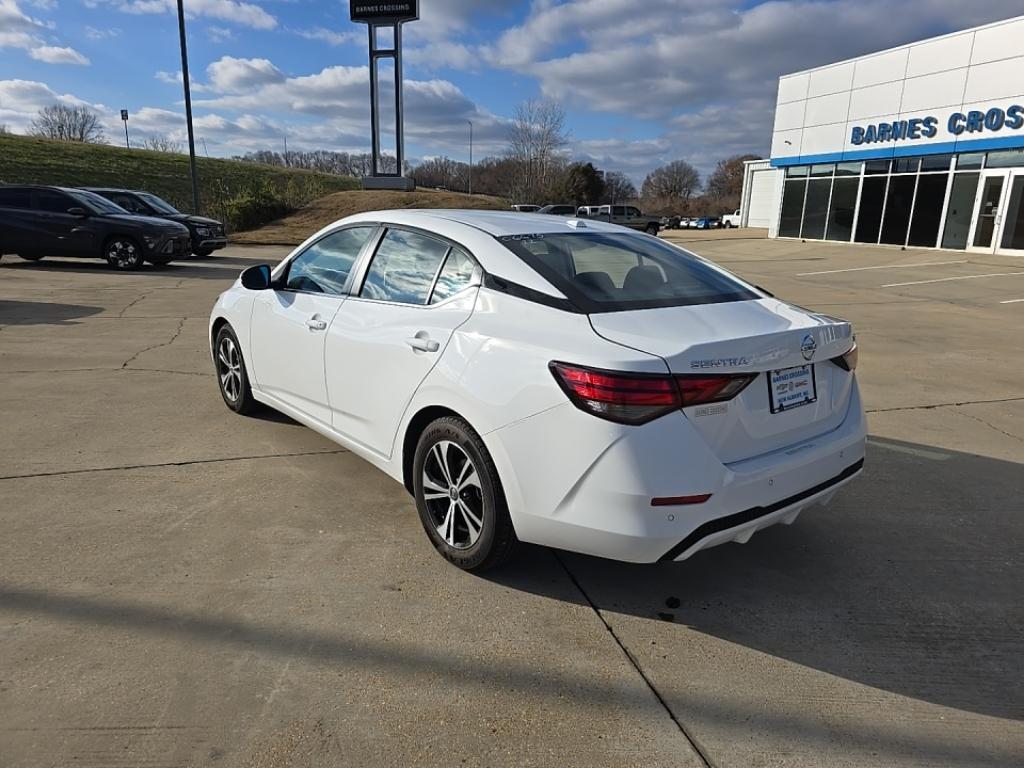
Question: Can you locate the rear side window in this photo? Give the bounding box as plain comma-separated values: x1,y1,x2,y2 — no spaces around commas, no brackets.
430,247,476,304
35,190,75,213
111,194,147,214
286,226,374,295
0,188,30,208
497,232,758,312
360,229,450,305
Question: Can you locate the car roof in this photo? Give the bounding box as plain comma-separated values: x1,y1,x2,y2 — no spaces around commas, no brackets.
82,187,134,194
342,208,627,237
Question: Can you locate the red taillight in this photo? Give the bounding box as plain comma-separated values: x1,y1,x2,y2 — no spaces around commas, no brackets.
550,363,755,425
676,374,756,406
831,343,858,372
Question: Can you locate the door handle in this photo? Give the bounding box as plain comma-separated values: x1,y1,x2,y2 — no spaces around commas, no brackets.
305,316,328,331
405,336,440,353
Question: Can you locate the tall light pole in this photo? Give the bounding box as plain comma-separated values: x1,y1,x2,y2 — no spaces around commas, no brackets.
176,0,200,214
466,119,473,196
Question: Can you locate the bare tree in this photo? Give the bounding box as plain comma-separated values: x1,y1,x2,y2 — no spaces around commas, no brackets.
602,171,637,204
641,160,701,203
144,134,183,153
507,98,569,202
28,104,105,143
0,124,10,135
412,156,469,192
705,154,761,202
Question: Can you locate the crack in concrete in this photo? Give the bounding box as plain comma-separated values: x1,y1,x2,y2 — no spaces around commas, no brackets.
121,317,187,369
1,367,212,377
867,396,1024,414
552,551,715,768
117,289,155,318
0,448,348,481
955,408,1024,444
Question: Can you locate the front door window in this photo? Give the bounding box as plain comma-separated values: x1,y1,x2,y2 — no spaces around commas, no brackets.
972,176,1004,248
998,175,1024,252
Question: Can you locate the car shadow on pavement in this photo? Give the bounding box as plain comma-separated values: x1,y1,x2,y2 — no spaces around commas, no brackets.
489,436,1023,723
0,258,246,282
0,299,103,325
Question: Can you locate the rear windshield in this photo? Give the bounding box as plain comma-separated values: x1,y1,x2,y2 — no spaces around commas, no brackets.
496,232,758,312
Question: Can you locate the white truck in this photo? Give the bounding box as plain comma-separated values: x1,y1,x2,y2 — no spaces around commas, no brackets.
721,209,742,228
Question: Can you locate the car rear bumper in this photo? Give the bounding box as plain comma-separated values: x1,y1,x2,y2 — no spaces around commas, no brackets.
486,379,867,564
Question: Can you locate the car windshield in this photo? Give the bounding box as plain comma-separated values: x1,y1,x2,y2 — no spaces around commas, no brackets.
138,192,180,215
496,232,758,312
68,189,130,215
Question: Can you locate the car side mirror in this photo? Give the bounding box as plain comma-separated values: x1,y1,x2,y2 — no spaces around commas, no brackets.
241,264,273,290
67,207,88,217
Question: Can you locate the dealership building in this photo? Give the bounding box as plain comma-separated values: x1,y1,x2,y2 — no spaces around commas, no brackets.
739,14,1024,255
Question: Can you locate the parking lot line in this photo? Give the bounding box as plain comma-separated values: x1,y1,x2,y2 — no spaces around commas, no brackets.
797,260,967,276
881,272,1024,288
1000,298,1024,304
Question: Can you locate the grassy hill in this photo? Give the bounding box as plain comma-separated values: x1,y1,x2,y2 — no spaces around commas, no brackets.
0,134,358,231
233,189,510,245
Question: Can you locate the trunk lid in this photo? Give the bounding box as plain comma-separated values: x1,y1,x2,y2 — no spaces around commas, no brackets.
589,299,856,463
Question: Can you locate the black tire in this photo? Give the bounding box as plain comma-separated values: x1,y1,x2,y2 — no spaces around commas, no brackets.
645,223,659,235
192,248,214,258
18,253,45,262
104,236,144,271
213,324,259,415
413,416,517,571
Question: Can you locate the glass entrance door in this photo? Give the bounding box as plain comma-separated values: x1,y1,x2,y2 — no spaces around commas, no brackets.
967,173,1005,252
995,171,1024,256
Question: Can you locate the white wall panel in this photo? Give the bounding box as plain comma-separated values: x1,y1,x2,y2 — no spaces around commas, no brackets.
900,69,968,113
773,100,806,132
804,91,850,128
963,57,1024,103
801,123,847,155
906,33,973,78
807,62,855,98
771,129,802,159
970,18,1024,66
852,48,908,88
848,81,904,120
777,74,809,105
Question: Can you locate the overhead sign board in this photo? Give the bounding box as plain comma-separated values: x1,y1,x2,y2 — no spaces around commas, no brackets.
349,0,418,24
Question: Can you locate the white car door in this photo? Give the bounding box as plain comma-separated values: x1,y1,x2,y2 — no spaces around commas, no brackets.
325,228,479,457
248,225,377,425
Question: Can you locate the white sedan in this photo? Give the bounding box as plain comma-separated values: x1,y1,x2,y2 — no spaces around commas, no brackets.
210,210,865,571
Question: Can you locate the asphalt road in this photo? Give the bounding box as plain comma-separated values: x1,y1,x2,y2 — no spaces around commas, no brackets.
1,236,1021,767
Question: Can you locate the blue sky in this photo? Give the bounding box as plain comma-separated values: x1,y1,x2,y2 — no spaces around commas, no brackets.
2,0,1023,183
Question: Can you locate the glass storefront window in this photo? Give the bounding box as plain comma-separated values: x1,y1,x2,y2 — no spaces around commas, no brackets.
920,154,953,171
779,180,806,237
855,177,887,243
892,157,920,174
785,166,809,177
825,177,858,241
907,174,949,247
1000,176,1024,251
985,150,1024,168
941,173,980,249
880,175,916,245
810,164,834,177
801,178,831,239
835,162,861,176
865,160,890,175
956,153,984,170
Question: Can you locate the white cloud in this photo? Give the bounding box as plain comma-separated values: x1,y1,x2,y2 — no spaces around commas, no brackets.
205,56,286,92
84,25,120,39
30,45,90,65
0,79,102,132
0,0,91,65
88,0,276,30
291,27,359,46
206,25,233,42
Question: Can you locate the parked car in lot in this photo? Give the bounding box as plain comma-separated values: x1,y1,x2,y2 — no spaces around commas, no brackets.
576,205,601,217
84,188,227,257
721,209,742,228
0,185,191,270
510,204,540,213
695,216,721,229
537,204,577,216
210,210,865,571
592,205,661,234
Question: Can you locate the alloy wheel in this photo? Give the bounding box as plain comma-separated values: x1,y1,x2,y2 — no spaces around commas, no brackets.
217,336,242,403
421,440,484,549
107,239,139,269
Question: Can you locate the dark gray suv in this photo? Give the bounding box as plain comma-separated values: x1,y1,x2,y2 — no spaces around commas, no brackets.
0,185,191,270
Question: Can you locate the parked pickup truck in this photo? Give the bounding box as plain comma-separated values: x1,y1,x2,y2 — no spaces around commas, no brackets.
591,205,661,234
721,209,742,228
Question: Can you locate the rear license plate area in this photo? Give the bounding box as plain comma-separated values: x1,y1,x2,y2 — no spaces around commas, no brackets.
768,364,817,414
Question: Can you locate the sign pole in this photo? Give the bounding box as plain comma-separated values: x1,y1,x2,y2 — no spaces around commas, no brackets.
176,0,201,214
121,109,129,149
